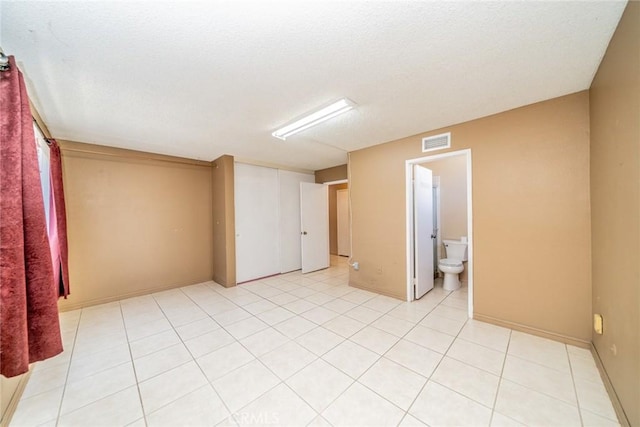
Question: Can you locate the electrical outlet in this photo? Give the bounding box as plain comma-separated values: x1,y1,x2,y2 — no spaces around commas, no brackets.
594,314,603,335
352,261,359,271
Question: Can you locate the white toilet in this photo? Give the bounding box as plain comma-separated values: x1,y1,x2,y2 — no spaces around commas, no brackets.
438,239,468,291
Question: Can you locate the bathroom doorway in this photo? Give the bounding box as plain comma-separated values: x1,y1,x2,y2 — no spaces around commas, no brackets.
405,149,473,317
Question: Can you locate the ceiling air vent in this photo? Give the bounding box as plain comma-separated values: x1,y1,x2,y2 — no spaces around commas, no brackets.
422,132,451,153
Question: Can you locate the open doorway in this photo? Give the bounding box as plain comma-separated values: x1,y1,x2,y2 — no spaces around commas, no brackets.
326,180,349,258
406,149,473,317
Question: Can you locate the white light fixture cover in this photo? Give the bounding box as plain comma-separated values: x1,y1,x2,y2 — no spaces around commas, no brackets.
272,98,355,140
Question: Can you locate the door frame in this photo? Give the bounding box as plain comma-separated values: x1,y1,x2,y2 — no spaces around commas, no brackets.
405,149,474,318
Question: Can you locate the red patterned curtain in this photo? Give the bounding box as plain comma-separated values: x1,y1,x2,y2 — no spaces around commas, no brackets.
0,55,63,377
47,139,70,298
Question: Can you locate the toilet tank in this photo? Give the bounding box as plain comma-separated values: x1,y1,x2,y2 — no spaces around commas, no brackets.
443,239,468,261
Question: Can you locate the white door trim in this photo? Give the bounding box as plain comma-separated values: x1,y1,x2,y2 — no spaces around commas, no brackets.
405,149,474,318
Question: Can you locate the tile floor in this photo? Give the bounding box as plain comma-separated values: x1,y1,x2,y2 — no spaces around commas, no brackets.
11,257,619,426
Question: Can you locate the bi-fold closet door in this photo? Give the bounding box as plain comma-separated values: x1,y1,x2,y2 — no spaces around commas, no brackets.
234,163,315,283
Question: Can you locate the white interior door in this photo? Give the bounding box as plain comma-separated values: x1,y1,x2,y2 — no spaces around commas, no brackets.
279,170,315,273
414,165,434,298
235,163,280,283
300,182,329,273
336,189,350,256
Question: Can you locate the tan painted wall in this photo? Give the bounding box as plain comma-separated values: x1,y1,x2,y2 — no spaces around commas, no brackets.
212,155,236,287
589,2,640,425
328,183,349,255
315,164,348,183
58,141,214,311
349,91,592,342
424,155,468,241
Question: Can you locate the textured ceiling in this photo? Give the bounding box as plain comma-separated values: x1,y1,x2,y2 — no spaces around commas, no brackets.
1,1,627,171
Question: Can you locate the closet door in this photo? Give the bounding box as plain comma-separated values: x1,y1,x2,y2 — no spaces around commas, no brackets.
235,163,280,283
278,170,315,273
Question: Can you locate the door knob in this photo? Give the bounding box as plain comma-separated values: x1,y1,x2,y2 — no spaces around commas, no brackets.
301,231,308,235
431,234,436,239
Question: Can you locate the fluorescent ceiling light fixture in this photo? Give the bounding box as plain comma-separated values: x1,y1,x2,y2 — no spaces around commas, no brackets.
272,98,355,140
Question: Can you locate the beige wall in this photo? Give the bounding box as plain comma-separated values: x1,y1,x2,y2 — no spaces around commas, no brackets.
58,141,214,311
328,183,349,255
423,155,468,242
212,155,236,287
315,164,348,183
349,91,592,342
589,2,639,426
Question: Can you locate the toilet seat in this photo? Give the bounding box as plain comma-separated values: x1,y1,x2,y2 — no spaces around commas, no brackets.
439,258,462,268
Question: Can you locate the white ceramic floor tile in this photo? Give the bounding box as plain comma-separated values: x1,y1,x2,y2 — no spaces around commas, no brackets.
283,298,317,314
243,299,278,315
420,311,467,336
224,316,269,340
125,317,173,342
385,339,443,378
296,326,344,355
322,340,380,378
350,326,399,354
398,414,427,426
458,320,511,352
446,338,506,376
196,341,255,381
286,359,353,412
301,306,340,325
569,350,602,383
235,383,316,427
305,292,336,305
212,359,280,412
341,290,377,305
344,306,384,324
404,324,455,354
146,385,230,427
386,304,430,324
323,382,405,427
174,317,220,341
10,386,64,426
240,327,290,356
323,315,366,338
21,363,69,399
359,358,427,410
431,304,469,322
60,362,137,415
274,316,317,339
490,411,525,426
361,295,402,313
265,292,299,306
431,356,500,407
138,361,209,414
502,355,576,404
323,298,358,314
184,328,235,358
410,381,492,427
371,315,415,337
57,386,142,427
580,408,621,427
133,343,192,382
494,379,581,426
508,331,571,373
129,329,181,359
260,341,318,380
574,376,618,421
212,307,252,326
255,307,295,326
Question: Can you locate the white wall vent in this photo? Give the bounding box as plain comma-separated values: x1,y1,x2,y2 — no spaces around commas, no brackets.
422,132,451,152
